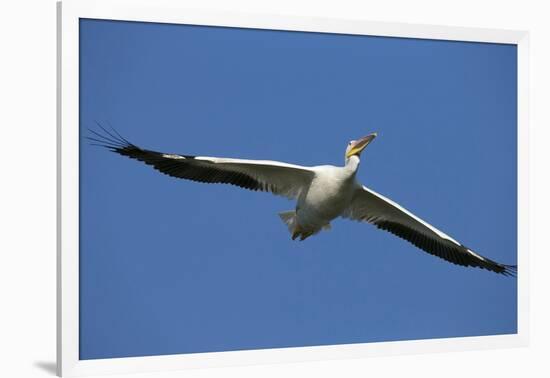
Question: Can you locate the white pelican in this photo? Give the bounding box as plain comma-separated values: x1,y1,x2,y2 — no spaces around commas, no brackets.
89,126,516,276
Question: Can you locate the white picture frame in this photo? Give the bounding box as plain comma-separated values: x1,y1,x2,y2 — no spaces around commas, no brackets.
57,0,529,376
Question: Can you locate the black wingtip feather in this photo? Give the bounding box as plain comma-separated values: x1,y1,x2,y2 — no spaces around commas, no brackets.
87,124,131,151
501,264,517,278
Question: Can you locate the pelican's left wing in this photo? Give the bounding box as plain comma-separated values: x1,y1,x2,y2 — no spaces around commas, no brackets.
343,185,516,276
89,127,315,199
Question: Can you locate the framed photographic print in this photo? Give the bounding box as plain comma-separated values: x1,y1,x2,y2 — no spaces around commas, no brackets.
57,0,529,376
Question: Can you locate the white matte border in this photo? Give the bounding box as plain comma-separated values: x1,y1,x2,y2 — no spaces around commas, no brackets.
57,0,529,376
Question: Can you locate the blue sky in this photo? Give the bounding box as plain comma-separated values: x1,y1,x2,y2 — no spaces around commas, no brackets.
79,19,517,360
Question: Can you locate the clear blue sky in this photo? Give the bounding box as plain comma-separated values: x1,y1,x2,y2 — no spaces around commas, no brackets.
79,18,517,360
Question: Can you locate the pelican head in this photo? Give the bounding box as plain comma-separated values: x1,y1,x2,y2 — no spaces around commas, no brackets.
345,133,377,159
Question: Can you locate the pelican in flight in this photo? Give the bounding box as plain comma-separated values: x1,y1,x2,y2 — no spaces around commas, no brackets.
90,127,516,276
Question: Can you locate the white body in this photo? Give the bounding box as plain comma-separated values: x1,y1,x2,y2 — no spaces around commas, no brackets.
292,158,360,236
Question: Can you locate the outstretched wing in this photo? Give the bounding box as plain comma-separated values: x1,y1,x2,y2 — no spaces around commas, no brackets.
343,185,516,276
88,127,315,199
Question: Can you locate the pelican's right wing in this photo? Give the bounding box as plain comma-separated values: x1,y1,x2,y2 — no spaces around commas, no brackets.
343,185,516,276
89,127,315,199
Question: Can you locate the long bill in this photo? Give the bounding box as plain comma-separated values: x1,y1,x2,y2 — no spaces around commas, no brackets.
346,133,377,158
